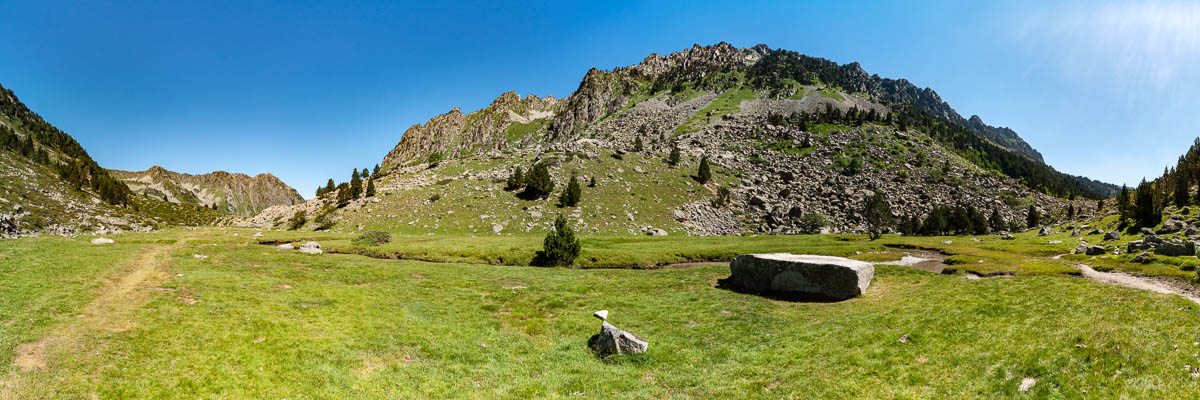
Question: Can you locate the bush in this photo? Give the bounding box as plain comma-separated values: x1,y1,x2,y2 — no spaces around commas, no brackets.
532,214,581,267
797,214,828,233
429,194,441,202
862,190,894,240
426,152,445,166
353,230,391,246
313,206,337,230
668,144,681,166
287,210,306,230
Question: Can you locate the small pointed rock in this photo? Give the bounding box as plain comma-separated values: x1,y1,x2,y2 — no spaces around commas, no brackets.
593,310,608,321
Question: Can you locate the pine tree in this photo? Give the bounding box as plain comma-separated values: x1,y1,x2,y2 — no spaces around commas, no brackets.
559,175,581,207
372,164,381,177
365,178,376,197
1176,171,1191,208
588,176,596,187
1067,204,1075,219
505,167,526,191
324,179,335,197
697,156,712,183
350,169,363,198
1117,184,1130,224
532,214,581,267
1134,178,1161,228
1097,199,1104,213
522,162,555,199
863,190,893,240
989,208,1005,232
634,136,644,152
668,144,681,166
1026,205,1041,229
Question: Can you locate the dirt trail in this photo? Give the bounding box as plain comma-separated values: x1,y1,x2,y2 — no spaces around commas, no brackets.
1074,264,1200,305
3,237,189,397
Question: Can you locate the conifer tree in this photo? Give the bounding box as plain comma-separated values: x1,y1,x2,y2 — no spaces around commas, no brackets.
862,190,894,240
532,214,581,267
668,144,681,166
1026,205,1041,229
634,136,644,152
989,208,1005,232
324,179,335,196
1134,178,1161,228
1176,171,1191,208
1117,184,1130,224
588,176,596,187
697,156,712,183
365,178,376,197
522,162,554,199
350,169,362,198
505,166,526,191
559,175,581,207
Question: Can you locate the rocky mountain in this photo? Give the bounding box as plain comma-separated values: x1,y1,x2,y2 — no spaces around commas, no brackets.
250,42,1114,236
0,82,231,236
110,166,304,216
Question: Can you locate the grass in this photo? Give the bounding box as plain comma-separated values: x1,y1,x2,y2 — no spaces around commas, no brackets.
675,88,757,135
504,118,548,145
819,87,846,101
5,228,1200,398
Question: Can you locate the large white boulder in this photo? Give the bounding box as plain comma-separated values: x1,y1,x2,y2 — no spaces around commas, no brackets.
298,241,323,254
726,253,873,301
91,237,114,245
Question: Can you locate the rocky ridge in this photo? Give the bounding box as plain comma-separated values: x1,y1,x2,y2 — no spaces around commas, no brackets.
111,166,304,216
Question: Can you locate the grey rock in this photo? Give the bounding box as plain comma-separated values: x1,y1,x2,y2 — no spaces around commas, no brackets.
748,196,767,207
492,223,504,234
645,228,668,236
1085,245,1107,256
1154,239,1194,257
1038,226,1052,236
1158,219,1186,234
1001,233,1014,240
277,243,295,250
1126,240,1152,253
1141,227,1155,235
1146,235,1164,244
589,321,648,356
1131,251,1153,264
1104,231,1121,241
90,237,114,245
726,253,873,301
672,209,686,221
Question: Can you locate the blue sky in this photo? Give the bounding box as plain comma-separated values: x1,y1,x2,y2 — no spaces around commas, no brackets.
1,0,1197,196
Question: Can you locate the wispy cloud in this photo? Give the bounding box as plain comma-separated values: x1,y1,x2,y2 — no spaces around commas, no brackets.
1021,1,1200,92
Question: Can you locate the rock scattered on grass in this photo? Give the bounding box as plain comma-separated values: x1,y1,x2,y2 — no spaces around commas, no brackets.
588,310,648,356
1019,377,1036,392
91,237,114,245
725,253,873,301
298,242,323,254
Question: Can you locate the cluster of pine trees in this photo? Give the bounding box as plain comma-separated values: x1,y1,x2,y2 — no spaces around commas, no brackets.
316,164,379,205
896,204,1011,236
0,85,132,207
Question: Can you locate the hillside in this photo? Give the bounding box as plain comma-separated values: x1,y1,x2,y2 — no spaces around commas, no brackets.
245,43,1116,235
0,83,231,236
110,166,304,216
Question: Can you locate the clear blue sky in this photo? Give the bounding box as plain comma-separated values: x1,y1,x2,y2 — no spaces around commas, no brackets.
1,0,1197,196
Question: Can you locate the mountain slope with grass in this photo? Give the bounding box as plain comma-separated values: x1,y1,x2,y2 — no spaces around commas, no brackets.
110,166,304,216
247,43,1116,236
0,83,232,236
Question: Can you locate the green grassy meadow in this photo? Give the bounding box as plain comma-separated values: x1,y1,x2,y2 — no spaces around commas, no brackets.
2,228,1200,398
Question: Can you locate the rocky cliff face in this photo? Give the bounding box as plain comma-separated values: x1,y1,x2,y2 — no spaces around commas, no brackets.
380,92,560,168
111,166,303,216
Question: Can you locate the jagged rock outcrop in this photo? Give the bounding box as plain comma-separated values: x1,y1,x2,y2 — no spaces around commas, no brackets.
381,92,560,168
111,166,303,216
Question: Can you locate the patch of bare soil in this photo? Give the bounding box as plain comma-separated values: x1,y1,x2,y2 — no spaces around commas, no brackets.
1075,264,1200,304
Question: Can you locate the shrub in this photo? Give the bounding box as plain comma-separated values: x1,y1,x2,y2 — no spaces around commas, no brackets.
313,206,337,230
532,214,581,267
426,152,445,166
634,136,644,152
588,176,597,187
668,144,681,166
429,194,441,202
287,210,306,230
797,214,828,234
353,231,391,246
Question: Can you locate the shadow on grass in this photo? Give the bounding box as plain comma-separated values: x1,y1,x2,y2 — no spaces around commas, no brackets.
714,277,846,303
